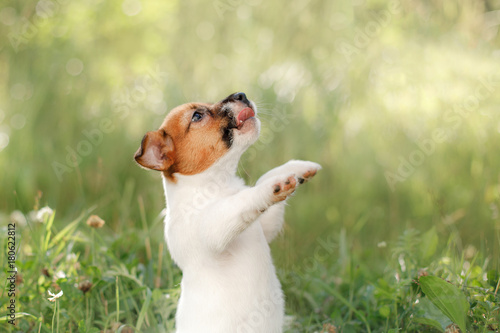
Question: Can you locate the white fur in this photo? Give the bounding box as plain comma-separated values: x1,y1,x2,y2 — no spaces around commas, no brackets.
161,106,321,333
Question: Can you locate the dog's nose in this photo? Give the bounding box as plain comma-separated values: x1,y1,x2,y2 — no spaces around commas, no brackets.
233,92,247,101
229,92,250,105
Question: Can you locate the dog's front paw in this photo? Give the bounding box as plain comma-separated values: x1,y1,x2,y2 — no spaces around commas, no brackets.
268,174,297,203
284,160,322,185
297,165,320,184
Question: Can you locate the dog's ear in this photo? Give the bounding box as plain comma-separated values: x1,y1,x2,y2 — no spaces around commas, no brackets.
134,130,175,171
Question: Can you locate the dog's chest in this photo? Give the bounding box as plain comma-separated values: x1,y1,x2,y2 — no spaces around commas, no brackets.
163,217,196,269
164,180,246,267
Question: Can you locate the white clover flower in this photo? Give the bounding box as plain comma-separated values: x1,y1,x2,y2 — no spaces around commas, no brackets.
35,206,54,222
54,271,66,280
10,210,27,226
48,290,63,302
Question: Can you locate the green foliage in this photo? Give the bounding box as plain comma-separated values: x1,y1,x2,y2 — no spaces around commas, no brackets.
1,210,180,331
419,276,469,332
1,0,500,331
278,226,500,332
2,211,500,331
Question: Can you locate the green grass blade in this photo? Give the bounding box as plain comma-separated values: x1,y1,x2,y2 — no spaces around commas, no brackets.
116,276,120,324
314,278,371,333
45,210,56,232
0,312,39,322
43,211,56,253
135,289,152,331
48,214,84,249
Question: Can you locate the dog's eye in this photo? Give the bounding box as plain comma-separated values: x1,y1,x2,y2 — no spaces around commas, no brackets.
191,112,203,122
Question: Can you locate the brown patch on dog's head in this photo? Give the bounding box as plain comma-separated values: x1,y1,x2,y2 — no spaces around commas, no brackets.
134,93,257,181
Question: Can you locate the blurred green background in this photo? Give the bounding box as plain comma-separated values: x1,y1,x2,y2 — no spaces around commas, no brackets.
1,0,500,313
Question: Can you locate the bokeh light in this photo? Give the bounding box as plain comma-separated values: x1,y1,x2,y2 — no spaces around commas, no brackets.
122,0,142,16
0,132,9,151
10,114,26,130
66,58,84,76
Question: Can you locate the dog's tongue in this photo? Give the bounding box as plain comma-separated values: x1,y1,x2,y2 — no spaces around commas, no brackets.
237,108,255,128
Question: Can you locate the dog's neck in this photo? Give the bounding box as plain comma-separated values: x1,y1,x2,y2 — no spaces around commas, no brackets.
162,147,246,208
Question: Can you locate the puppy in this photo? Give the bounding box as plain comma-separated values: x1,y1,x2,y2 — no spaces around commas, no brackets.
134,92,321,333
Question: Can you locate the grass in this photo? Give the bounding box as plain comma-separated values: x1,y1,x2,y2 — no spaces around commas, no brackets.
1,209,499,331
1,0,500,331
